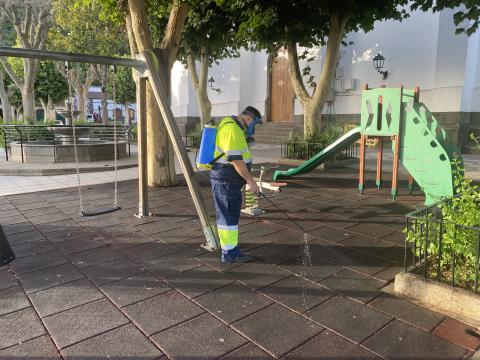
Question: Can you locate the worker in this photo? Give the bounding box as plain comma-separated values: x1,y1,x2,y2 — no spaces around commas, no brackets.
210,106,262,263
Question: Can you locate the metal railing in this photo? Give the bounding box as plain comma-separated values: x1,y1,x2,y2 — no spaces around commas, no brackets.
405,196,480,294
0,124,135,163
281,139,358,160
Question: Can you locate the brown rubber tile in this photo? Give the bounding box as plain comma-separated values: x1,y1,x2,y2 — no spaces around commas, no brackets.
232,303,322,358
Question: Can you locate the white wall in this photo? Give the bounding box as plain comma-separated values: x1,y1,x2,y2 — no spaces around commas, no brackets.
461,29,480,112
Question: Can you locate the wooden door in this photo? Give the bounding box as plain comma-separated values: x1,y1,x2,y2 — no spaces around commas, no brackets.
270,48,295,123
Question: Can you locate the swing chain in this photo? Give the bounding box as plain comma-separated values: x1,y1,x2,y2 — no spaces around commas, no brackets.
66,61,85,214
111,65,119,208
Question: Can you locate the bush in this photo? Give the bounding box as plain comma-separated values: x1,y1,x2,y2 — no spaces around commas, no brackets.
284,123,343,160
406,150,480,290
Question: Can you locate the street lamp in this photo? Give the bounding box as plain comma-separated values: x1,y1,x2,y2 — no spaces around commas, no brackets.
208,76,221,93
372,54,388,80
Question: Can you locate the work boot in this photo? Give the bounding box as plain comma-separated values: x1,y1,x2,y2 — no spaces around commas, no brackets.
221,246,253,263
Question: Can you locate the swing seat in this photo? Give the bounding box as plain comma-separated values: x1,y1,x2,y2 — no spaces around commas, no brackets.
81,205,121,217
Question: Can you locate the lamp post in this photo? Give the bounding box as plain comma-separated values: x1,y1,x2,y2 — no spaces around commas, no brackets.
372,54,388,80
208,76,220,93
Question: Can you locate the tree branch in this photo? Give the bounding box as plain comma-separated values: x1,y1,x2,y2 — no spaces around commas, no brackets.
127,0,154,52
24,4,32,45
125,13,139,56
0,58,23,90
286,41,310,105
160,1,189,70
33,8,50,49
199,47,209,94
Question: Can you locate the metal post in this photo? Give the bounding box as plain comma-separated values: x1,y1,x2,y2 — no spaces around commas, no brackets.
358,134,366,194
142,50,219,250
135,77,150,218
376,137,383,189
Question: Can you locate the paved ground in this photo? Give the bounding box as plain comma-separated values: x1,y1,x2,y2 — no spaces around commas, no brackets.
1,165,479,359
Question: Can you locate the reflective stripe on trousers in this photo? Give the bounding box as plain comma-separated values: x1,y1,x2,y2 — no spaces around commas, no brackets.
211,181,243,250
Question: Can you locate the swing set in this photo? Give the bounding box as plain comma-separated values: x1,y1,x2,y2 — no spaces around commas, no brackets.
0,46,220,250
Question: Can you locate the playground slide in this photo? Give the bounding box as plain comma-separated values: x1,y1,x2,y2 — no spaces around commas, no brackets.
273,127,361,180
396,100,462,205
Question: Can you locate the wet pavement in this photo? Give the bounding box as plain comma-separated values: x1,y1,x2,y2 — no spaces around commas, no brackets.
0,166,479,359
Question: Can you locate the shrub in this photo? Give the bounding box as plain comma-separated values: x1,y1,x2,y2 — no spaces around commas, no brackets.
405,143,480,290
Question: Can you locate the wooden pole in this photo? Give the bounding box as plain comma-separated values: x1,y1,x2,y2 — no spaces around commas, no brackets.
135,77,149,218
143,50,219,250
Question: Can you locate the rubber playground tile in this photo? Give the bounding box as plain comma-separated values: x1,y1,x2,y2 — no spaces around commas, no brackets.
104,231,157,251
43,298,129,349
0,285,30,317
259,275,334,313
320,269,385,304
232,303,322,358
283,330,382,359
248,243,299,265
144,251,201,279
262,227,309,245
0,268,16,291
121,240,180,263
12,239,55,258
55,237,106,255
165,265,235,298
339,234,395,256
66,246,124,269
0,335,59,359
346,222,396,239
29,278,104,318
152,226,202,243
10,249,68,275
372,265,404,282
225,262,291,290
100,271,170,308
21,206,62,218
124,291,204,336
134,220,179,235
380,229,406,246
196,282,273,324
18,263,84,294
306,295,392,343
0,307,45,350
363,319,468,360
377,244,413,265
239,221,286,238
317,213,359,230
194,250,246,272
277,218,325,233
61,324,163,360
81,257,145,286
5,229,45,245
43,227,92,243
308,225,355,243
28,212,71,225
1,222,36,235
340,250,393,276
432,317,480,351
96,223,137,238
152,312,247,360
370,293,444,332
219,342,274,359
278,256,343,283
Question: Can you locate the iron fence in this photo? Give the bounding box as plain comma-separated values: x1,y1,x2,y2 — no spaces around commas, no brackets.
0,124,135,163
405,196,480,294
281,139,358,160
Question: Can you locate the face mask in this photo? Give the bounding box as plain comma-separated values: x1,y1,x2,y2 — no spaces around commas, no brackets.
246,116,261,137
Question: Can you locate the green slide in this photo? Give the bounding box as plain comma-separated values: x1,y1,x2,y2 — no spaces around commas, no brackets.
396,99,462,205
273,127,361,180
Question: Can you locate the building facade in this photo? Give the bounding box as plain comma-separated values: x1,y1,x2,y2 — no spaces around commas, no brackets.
170,8,480,151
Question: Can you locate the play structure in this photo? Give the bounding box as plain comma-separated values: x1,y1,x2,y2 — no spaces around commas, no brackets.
273,85,463,205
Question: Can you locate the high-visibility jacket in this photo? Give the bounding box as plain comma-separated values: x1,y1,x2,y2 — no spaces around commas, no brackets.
209,116,252,183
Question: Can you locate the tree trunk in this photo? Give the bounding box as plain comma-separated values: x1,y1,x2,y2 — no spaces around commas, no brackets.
39,98,48,121
47,96,55,121
124,102,130,124
287,14,347,136
187,48,212,126
0,71,12,122
127,0,189,187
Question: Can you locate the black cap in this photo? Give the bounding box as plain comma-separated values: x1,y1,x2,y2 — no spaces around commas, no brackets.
242,106,262,121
